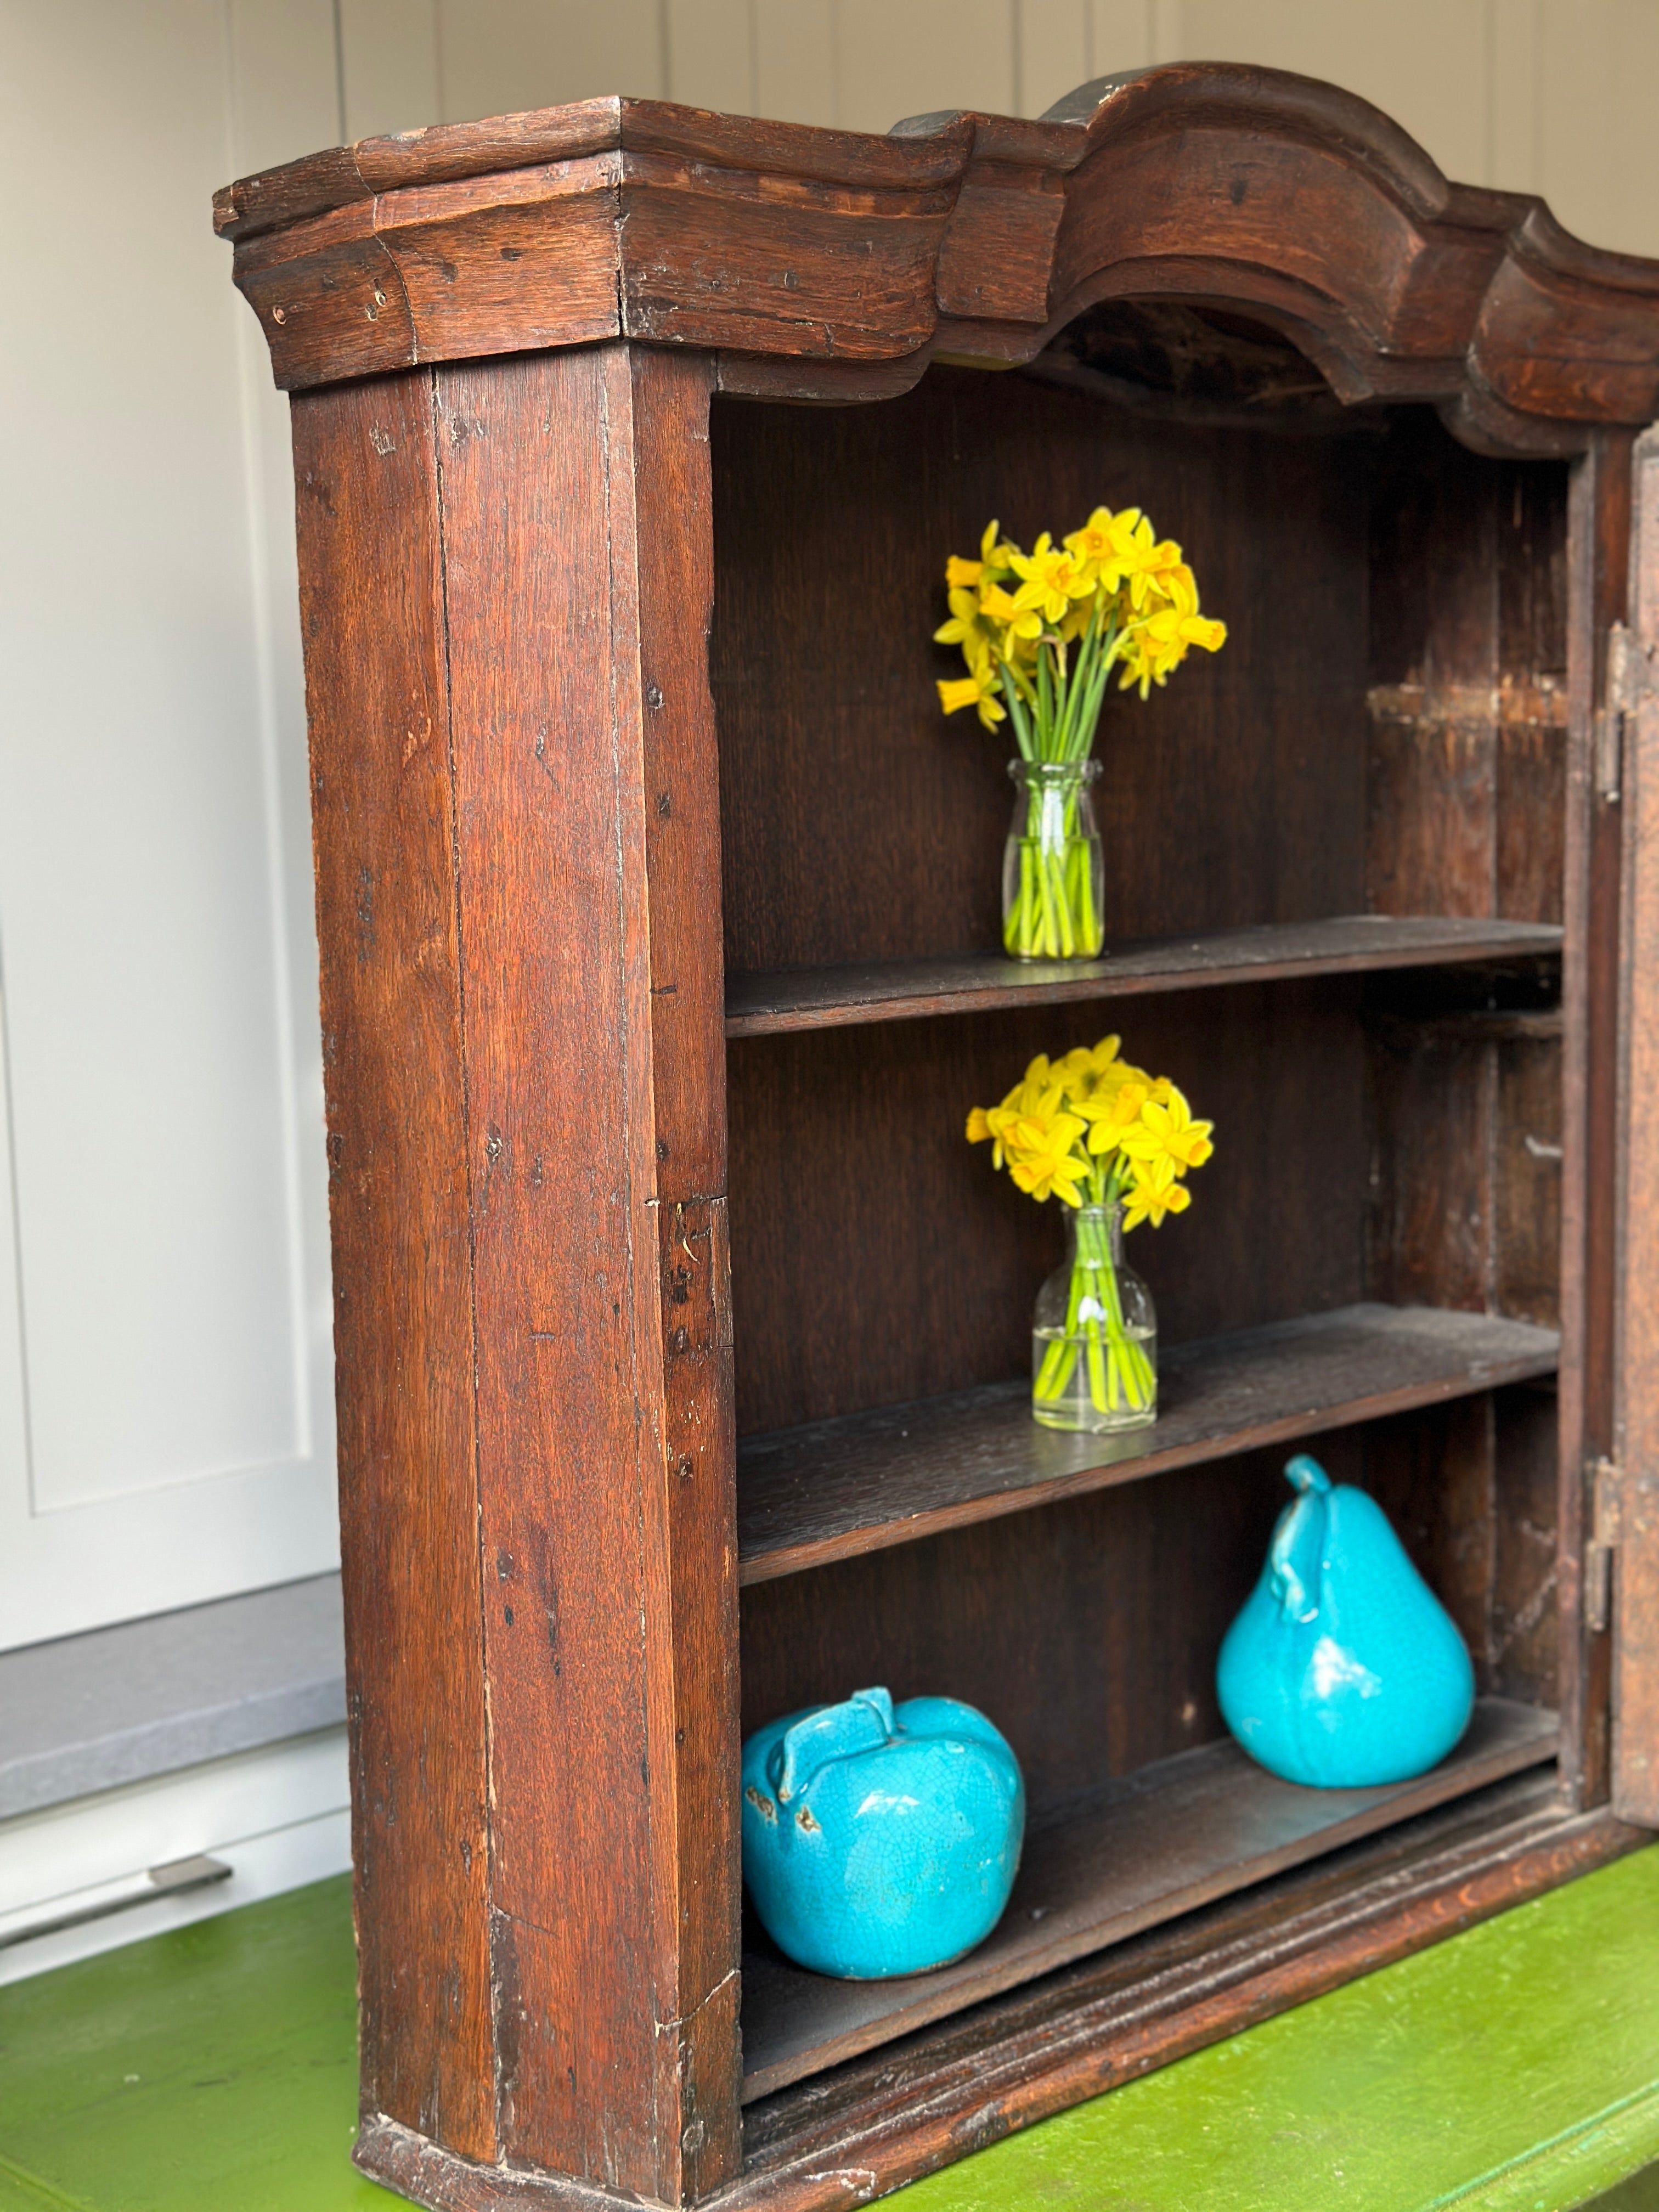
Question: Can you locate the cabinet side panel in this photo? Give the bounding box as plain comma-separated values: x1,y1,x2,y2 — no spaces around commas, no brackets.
433,343,740,2199
630,350,744,2198
291,374,496,2160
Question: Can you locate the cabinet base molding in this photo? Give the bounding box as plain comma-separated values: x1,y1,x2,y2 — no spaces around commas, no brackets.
355,1790,1644,2212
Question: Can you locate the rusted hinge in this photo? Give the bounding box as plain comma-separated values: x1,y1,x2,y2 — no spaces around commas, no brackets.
1586,1454,1625,1634
1600,622,1656,803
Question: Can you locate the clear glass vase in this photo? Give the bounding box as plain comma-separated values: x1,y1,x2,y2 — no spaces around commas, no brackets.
1002,759,1105,961
1031,1202,1157,1432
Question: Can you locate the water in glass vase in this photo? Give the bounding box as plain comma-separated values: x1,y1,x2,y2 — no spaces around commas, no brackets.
1003,759,1105,961
1031,1202,1157,1432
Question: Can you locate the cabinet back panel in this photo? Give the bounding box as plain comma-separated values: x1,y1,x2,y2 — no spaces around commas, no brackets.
738,1437,1307,1818
1367,411,1569,924
729,980,1367,1437
711,368,1372,974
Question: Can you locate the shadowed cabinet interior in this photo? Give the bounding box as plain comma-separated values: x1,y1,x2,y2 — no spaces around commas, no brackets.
215,60,1659,2212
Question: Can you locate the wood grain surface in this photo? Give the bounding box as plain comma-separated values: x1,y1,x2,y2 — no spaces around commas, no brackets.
291,345,741,2203
735,1305,1561,1583
1558,430,1634,1814
216,65,1659,458
738,1698,1558,2100
725,917,1563,1037
1612,424,1659,1825
436,343,738,2200
292,370,497,2163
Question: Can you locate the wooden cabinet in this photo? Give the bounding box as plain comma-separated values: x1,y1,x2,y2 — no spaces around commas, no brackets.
217,63,1659,2212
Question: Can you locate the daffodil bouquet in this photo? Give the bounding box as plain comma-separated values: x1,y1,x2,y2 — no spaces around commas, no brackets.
968,1036,1215,1431
936,510,1226,962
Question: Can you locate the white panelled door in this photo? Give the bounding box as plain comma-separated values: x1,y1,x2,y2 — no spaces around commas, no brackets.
0,0,342,1649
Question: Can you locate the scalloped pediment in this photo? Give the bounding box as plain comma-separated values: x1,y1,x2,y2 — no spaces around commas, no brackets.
217,61,1659,453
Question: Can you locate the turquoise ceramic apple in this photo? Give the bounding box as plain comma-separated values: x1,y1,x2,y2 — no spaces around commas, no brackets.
741,1686,1024,1979
1216,1454,1475,1788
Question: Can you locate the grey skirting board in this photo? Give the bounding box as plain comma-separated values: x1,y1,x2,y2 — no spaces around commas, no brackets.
0,1575,346,1819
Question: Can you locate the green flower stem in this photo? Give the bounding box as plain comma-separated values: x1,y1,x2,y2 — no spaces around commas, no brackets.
1003,683,1035,762
1034,1189,1154,1418
1004,777,1104,960
997,612,1124,961
992,606,1125,766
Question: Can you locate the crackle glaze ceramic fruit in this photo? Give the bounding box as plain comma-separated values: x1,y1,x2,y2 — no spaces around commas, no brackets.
1217,1453,1475,1789
740,1686,1024,1979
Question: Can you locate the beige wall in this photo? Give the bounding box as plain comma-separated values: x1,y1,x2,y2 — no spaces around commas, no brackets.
324,0,1659,258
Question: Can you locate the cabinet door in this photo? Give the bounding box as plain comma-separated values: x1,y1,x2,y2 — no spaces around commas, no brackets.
1613,424,1659,1825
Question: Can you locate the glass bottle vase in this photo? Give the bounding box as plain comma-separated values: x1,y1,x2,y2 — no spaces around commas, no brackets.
1002,759,1105,961
1031,1202,1157,1432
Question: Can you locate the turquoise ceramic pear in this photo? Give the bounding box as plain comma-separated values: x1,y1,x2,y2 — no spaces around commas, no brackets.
741,1687,1024,1979
1216,1454,1474,1788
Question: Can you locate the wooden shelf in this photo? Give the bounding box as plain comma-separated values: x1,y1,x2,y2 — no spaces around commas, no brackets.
737,1305,1560,1584
738,1696,1559,2101
724,916,1565,1038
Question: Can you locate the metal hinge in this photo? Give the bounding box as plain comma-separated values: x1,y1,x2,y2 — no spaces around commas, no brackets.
1600,622,1657,803
1586,1455,1626,1634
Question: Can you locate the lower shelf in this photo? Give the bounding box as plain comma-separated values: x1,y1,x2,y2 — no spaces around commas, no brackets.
738,1696,1558,2101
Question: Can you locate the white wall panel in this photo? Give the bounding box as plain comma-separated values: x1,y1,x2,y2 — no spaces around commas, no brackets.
667,0,756,115
754,0,839,128
1017,0,1092,120
0,0,340,1646
835,0,1014,132
1534,0,1659,257
1168,0,1491,186
434,0,665,123
338,0,441,140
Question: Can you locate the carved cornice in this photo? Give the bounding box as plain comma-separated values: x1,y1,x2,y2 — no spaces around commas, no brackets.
215,63,1659,451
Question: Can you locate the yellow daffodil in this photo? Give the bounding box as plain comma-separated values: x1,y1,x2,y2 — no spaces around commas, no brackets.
1096,512,1187,612
1114,629,1164,701
981,1057,1065,1122
969,1032,1212,1250
1064,506,1130,568
1119,1084,1216,1175
1054,1036,1121,1089
1008,533,1099,625
1121,1153,1193,1229
933,585,1002,682
1080,1083,1152,1154
1006,1109,1089,1205
980,582,1045,646
1140,570,1228,664
967,1056,1069,1166
944,518,1009,591
936,663,1007,730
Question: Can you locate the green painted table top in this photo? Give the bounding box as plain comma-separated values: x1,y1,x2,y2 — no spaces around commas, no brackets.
2,1850,1657,2212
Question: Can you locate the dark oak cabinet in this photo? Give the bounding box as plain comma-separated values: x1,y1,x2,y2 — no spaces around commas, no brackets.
217,63,1659,2211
